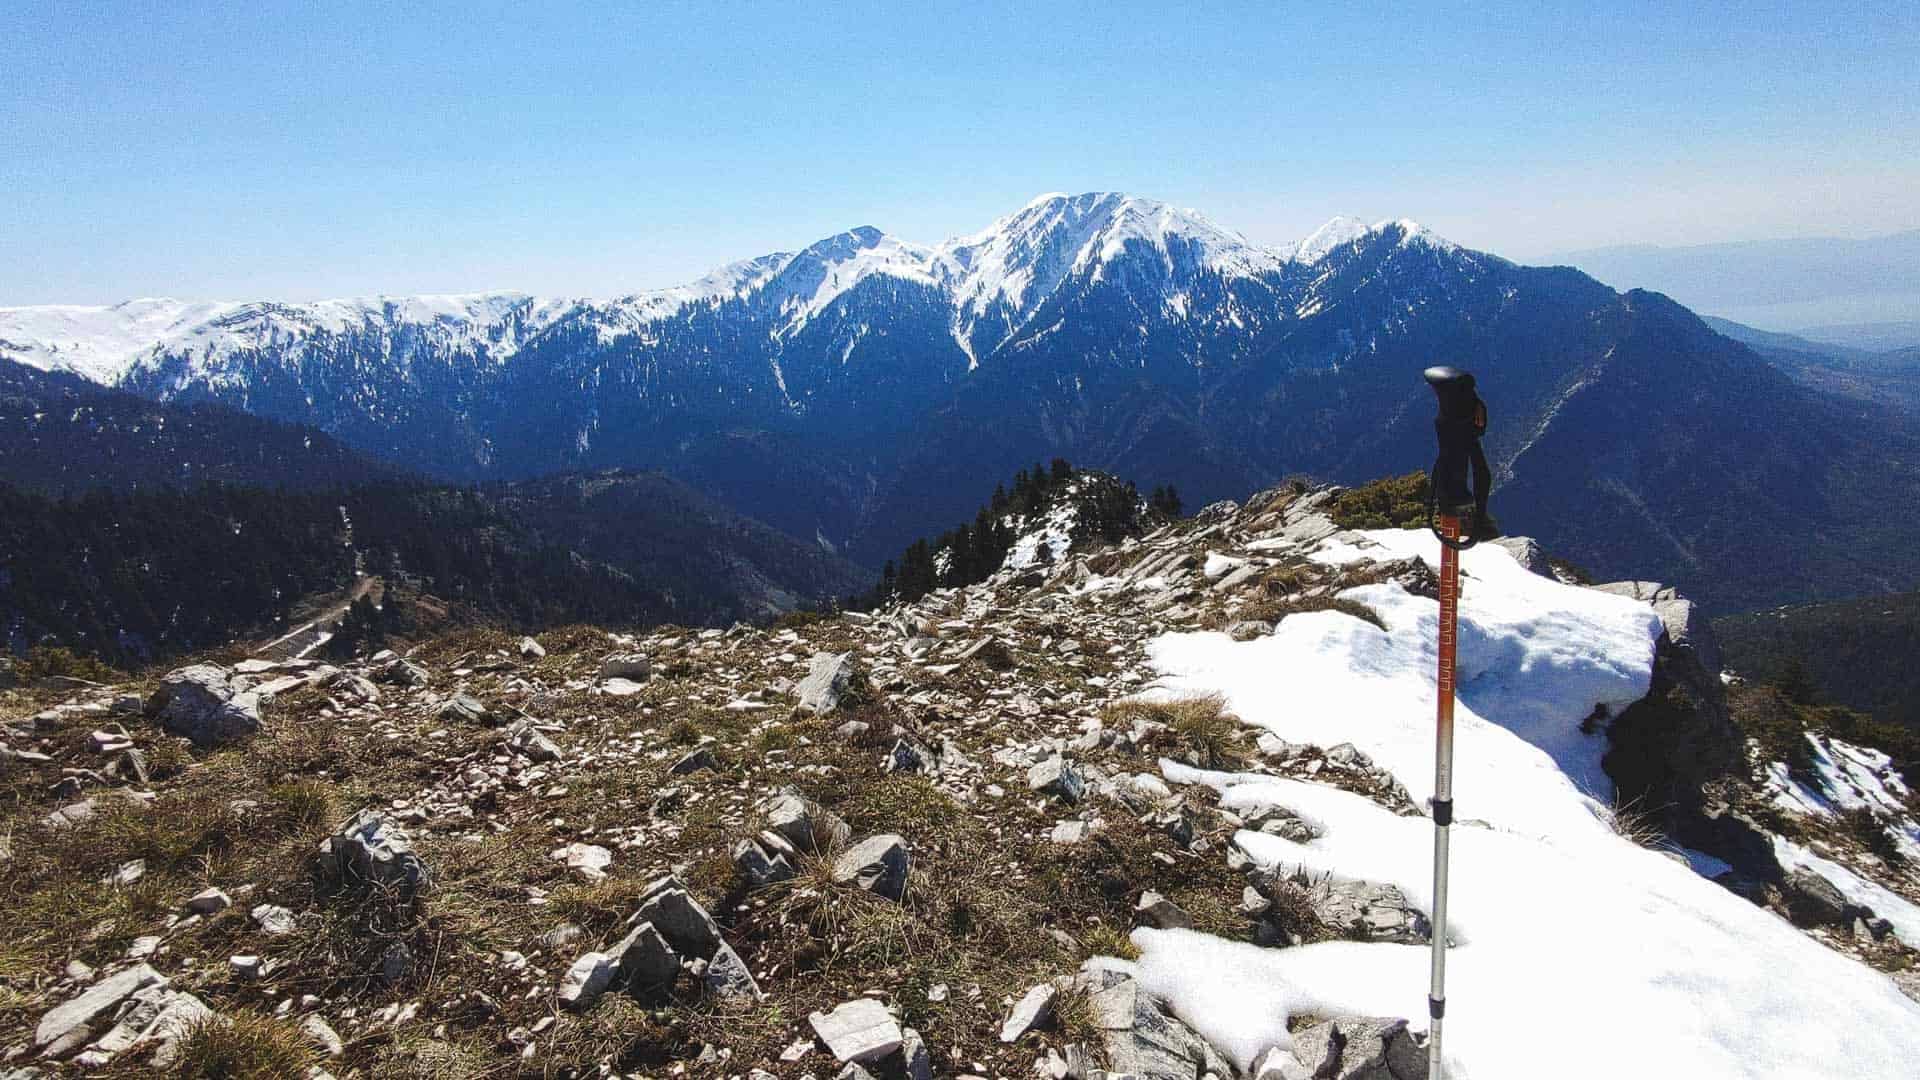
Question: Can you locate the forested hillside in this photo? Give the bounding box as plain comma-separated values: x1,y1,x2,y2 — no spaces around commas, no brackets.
0,471,871,668
0,357,402,495
1718,590,1920,731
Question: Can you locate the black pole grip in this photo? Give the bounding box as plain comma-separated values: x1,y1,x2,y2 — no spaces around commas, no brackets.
1424,366,1483,550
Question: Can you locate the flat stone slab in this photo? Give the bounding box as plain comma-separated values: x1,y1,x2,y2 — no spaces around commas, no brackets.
35,963,166,1057
809,998,903,1064
832,834,910,901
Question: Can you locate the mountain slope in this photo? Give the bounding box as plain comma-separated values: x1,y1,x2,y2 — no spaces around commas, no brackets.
7,479,1917,1077
1703,316,1920,415
0,357,406,495
1716,591,1920,729
0,470,870,667
5,193,1916,609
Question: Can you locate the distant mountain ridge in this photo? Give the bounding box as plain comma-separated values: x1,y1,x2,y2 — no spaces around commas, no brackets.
1703,316,1920,416
1552,229,1920,328
4,192,1918,609
0,195,1429,385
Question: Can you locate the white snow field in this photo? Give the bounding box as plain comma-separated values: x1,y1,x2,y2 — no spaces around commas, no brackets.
1115,529,1920,1079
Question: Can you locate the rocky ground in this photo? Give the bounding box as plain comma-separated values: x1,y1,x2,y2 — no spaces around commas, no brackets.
2,483,1915,1079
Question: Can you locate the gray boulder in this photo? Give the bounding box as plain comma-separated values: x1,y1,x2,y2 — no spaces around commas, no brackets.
999,982,1057,1042
1311,880,1431,944
599,653,652,681
898,1027,932,1080
883,736,930,774
671,746,720,774
702,942,765,1001
373,656,429,687
1783,867,1860,928
1088,972,1237,1080
833,834,910,901
733,838,797,889
83,984,212,1068
435,692,494,726
632,877,724,959
761,792,851,853
797,652,861,714
505,720,562,762
146,665,261,747
557,951,613,1011
1027,755,1086,803
1489,536,1553,578
607,921,679,1000
1134,891,1194,930
1282,1016,1427,1080
315,808,429,897
1253,1045,1314,1080
1227,620,1275,642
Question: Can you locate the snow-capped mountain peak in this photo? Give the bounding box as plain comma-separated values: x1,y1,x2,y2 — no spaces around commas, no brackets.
0,193,1458,384
1290,215,1453,265
1293,216,1373,264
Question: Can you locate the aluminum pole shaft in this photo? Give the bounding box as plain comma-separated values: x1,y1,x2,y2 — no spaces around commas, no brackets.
1428,514,1462,1079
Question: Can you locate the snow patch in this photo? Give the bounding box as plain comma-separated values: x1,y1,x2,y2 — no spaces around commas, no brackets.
1128,529,1920,1077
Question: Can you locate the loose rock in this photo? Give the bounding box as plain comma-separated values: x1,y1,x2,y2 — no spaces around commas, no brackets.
146,665,262,747
832,834,910,901
809,998,903,1064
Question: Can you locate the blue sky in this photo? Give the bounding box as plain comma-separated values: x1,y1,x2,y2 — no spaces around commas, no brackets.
2,1,1915,304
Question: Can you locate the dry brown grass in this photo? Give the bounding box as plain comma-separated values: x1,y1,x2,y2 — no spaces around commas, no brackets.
1237,594,1387,632
167,1011,320,1079
1103,694,1250,770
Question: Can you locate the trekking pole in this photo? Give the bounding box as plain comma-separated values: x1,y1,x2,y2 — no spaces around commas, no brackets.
1421,366,1487,1080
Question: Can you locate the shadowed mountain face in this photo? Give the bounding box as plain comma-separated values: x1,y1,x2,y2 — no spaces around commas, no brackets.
0,469,872,667
1717,590,1920,731
0,357,405,495
7,193,1918,609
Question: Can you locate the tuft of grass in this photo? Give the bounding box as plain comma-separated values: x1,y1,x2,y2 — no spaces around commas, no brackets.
1238,594,1387,632
1052,984,1101,1046
1078,922,1140,961
1263,876,1334,944
1256,565,1311,596
144,737,195,781
1104,694,1248,770
1841,807,1904,865
1603,797,1671,850
265,779,338,835
167,1012,319,1079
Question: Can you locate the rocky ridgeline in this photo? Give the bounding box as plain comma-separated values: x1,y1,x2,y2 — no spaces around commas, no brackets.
2,484,1916,1077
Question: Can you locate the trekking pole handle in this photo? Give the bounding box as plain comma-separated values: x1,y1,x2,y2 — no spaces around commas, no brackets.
1423,365,1483,551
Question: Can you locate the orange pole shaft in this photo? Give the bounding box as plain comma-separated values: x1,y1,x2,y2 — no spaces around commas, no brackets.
1429,513,1461,1078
